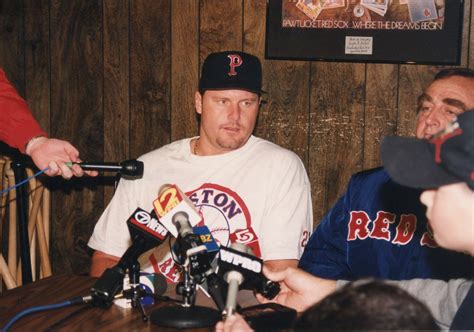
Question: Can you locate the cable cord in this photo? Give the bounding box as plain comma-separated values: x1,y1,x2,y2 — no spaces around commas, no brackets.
1,295,91,332
0,167,49,196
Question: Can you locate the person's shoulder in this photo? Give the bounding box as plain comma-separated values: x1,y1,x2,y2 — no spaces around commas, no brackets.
250,136,302,162
138,138,189,164
348,166,421,197
349,167,391,185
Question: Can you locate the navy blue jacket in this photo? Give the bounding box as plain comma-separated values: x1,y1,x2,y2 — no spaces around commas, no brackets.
299,167,473,280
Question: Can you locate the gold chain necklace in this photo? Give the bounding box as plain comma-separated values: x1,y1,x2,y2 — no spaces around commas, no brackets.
193,137,199,155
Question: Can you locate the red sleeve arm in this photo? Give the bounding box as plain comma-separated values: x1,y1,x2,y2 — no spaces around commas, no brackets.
0,68,48,153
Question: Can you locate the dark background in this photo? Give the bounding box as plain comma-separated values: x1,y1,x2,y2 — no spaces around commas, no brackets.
0,0,473,275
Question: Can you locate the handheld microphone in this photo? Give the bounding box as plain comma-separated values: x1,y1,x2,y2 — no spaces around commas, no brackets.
91,208,169,308
217,243,280,302
67,159,144,177
222,243,248,318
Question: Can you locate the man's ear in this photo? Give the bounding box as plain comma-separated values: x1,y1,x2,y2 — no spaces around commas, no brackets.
195,91,203,115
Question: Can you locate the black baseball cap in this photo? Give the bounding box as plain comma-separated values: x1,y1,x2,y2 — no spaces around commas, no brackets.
198,51,264,95
381,111,474,190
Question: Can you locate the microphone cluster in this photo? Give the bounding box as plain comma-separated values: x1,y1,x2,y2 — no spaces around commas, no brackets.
90,183,281,327
4,183,288,329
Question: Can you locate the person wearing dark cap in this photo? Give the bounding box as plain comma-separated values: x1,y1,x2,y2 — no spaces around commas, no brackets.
299,68,474,282
88,51,312,280
216,112,473,331
379,110,474,330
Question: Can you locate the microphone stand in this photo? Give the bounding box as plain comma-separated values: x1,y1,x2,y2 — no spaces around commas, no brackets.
91,259,152,323
121,261,149,322
149,264,220,328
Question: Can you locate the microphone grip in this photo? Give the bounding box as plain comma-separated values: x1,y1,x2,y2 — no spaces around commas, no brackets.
207,273,226,312
66,160,144,177
224,271,243,318
77,163,122,171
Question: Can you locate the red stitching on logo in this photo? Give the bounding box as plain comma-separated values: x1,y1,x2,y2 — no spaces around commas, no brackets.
227,54,243,76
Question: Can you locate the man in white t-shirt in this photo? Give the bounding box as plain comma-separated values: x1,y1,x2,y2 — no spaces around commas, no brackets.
88,51,313,281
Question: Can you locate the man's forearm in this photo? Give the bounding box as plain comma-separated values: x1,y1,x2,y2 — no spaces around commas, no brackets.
0,68,47,152
264,259,298,272
90,251,120,277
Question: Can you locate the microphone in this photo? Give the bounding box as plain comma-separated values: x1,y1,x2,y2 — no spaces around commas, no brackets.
222,243,248,318
172,211,226,311
153,184,203,237
67,159,144,177
217,243,280,303
172,211,214,282
114,272,168,308
91,208,169,308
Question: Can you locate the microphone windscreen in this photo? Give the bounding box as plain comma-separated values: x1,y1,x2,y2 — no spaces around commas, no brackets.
121,159,144,177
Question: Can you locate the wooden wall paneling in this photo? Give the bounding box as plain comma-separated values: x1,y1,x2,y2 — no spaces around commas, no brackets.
246,0,310,166
24,0,50,134
363,64,398,169
460,0,472,67
171,0,199,141
199,0,243,60
130,0,171,157
243,0,266,60
103,0,130,204
254,59,310,164
50,0,104,275
0,0,25,94
469,0,473,68
309,63,366,225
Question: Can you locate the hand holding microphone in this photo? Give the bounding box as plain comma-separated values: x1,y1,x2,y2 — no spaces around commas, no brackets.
218,243,281,320
222,243,248,319
65,159,144,177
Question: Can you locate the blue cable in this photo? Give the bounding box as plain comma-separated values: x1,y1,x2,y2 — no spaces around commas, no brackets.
0,167,49,196
1,296,87,332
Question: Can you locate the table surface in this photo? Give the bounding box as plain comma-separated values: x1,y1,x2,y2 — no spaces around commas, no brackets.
0,274,258,331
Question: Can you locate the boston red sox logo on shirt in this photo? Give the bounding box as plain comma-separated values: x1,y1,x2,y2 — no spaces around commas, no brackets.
149,183,261,282
227,54,243,76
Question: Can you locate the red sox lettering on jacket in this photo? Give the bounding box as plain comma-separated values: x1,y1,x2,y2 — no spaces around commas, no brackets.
347,210,438,248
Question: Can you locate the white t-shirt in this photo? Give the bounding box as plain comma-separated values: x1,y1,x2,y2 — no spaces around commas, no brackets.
88,135,313,282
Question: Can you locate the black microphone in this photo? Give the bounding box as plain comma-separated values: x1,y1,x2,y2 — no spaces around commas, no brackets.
91,208,169,308
69,159,144,177
217,243,280,305
172,211,214,282
172,211,226,311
